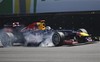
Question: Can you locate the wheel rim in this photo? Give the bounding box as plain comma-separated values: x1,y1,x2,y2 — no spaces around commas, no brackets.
52,33,61,45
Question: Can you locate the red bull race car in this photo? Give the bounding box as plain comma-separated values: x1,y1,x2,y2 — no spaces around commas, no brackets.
0,20,96,47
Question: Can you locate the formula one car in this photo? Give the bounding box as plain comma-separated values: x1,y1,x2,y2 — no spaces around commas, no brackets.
0,20,94,47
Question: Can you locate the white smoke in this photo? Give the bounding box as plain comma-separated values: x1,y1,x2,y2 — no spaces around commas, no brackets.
24,32,43,43
40,32,54,47
23,30,54,47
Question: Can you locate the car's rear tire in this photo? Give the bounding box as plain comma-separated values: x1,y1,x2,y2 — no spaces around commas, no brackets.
0,32,15,47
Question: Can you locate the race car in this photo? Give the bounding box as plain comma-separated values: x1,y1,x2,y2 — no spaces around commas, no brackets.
0,20,94,47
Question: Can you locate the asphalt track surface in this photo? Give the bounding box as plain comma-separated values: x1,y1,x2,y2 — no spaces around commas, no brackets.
0,42,100,62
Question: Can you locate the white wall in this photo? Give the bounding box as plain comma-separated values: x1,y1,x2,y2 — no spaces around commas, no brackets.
36,0,100,13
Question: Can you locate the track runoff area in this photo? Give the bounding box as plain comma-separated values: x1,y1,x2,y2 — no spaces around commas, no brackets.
0,41,100,62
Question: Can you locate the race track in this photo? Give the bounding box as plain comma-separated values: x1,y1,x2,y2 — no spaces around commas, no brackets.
0,42,100,62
